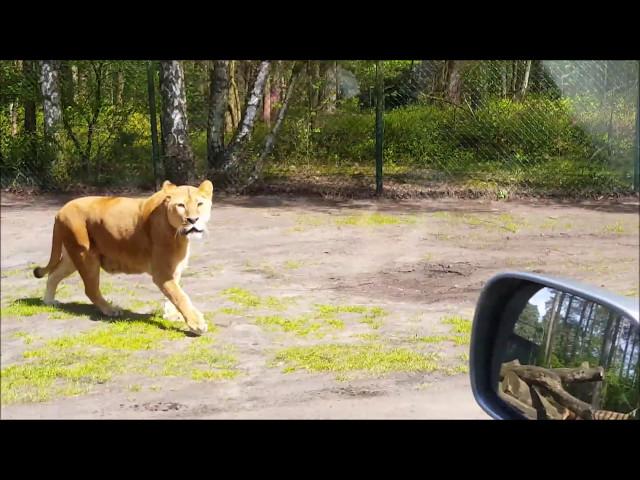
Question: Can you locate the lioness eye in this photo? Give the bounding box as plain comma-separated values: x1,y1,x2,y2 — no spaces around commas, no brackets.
177,203,185,208
197,202,203,207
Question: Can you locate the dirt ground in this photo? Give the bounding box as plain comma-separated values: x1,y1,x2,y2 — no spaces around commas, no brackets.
1,192,638,419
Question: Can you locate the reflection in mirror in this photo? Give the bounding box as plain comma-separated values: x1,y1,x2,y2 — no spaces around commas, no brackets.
499,287,639,420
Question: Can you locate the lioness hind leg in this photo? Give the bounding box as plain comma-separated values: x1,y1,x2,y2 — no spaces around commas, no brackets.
69,249,121,317
43,248,77,305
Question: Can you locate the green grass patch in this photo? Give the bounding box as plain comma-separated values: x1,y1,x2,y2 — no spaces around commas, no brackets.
355,333,381,341
433,211,525,233
0,311,228,404
601,221,626,234
255,315,325,337
407,315,472,346
255,303,387,337
411,334,450,344
273,343,440,377
315,304,387,329
11,331,37,345
1,349,128,404
221,287,294,311
443,364,469,375
283,260,303,270
442,315,472,334
162,336,238,381
334,213,417,227
216,307,247,316
0,298,74,320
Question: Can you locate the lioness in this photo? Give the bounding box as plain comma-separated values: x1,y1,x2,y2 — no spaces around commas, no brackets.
33,180,213,335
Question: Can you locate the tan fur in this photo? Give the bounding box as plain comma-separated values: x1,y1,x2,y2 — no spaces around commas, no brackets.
33,180,214,335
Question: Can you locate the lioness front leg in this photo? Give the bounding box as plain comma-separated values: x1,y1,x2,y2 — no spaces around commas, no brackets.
163,270,184,322
154,276,207,335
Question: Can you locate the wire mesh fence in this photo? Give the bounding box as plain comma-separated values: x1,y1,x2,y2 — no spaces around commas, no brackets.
1,60,638,197
376,60,639,195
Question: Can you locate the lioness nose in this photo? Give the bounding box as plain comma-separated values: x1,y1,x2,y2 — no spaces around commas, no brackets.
187,217,199,224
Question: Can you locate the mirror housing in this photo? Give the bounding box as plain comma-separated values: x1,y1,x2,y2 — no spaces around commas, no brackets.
470,272,639,420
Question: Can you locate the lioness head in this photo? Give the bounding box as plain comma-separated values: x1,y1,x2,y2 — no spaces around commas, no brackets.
163,180,213,240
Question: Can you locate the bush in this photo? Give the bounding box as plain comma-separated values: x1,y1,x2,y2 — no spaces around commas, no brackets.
264,95,633,193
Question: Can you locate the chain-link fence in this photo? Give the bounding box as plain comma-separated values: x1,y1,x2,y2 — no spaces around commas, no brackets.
376,60,639,196
1,60,638,197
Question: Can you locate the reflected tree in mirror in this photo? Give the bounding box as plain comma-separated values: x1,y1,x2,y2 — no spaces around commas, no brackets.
500,288,639,420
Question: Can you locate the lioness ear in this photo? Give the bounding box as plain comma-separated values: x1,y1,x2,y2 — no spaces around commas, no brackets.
198,180,213,197
162,180,177,200
162,180,176,192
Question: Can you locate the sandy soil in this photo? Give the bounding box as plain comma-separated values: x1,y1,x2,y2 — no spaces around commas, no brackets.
1,192,638,419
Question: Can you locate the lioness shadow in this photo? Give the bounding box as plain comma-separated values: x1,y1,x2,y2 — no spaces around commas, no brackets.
11,297,195,336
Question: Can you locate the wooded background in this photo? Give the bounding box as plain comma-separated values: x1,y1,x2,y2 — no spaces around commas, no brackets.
1,60,638,196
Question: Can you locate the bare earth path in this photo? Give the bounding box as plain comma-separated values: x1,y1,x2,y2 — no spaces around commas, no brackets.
1,192,638,419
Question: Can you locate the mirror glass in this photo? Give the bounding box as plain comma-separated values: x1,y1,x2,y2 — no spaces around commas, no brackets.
498,287,639,420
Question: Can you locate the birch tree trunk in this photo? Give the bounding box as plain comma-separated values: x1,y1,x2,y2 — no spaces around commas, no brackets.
159,60,195,184
221,60,271,174
40,60,62,137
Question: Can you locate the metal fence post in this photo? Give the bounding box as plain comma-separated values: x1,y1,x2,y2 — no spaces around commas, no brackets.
147,61,161,190
375,61,384,195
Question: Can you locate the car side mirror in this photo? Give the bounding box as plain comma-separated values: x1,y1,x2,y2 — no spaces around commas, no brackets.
470,272,639,420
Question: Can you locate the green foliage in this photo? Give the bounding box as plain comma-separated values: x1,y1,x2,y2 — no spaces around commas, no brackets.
1,60,635,195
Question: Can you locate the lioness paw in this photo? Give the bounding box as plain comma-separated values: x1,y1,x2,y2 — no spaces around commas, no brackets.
186,311,208,335
101,305,122,317
188,322,208,335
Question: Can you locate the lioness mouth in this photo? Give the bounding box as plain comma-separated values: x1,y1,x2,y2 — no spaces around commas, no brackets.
184,226,203,235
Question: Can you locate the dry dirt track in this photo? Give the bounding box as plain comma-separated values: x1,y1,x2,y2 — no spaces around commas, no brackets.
1,192,638,419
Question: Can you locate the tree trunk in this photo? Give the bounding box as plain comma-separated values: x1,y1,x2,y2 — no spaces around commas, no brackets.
501,63,508,98
511,61,519,97
22,60,37,134
112,66,124,106
263,74,271,126
322,61,337,113
243,63,302,189
39,60,63,137
605,315,622,369
619,324,631,378
445,60,464,105
599,312,617,369
158,61,195,185
221,60,271,174
625,336,638,379
518,60,532,100
570,301,591,361
559,297,574,351
226,60,241,134
87,62,104,181
309,61,321,110
207,60,230,170
71,64,79,103
542,292,564,366
60,61,74,107
270,66,282,120
9,101,18,136
601,61,608,107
